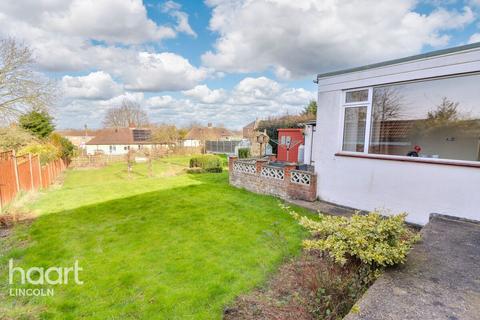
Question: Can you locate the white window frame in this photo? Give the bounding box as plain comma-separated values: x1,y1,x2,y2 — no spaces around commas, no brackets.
339,88,373,153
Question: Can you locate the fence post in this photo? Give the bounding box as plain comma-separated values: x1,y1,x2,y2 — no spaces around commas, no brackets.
12,150,20,193
38,157,43,188
28,153,34,190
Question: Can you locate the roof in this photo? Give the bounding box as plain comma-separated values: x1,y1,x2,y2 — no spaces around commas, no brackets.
86,128,153,145
243,120,258,129
317,42,480,79
56,129,99,136
184,127,234,140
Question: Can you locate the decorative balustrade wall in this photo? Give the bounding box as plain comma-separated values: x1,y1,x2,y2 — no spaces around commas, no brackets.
229,157,317,202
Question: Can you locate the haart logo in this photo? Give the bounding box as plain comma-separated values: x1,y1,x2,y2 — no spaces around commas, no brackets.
8,259,83,297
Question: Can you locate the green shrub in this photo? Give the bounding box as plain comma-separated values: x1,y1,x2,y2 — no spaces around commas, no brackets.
18,142,58,165
238,148,251,159
189,155,222,173
283,204,419,267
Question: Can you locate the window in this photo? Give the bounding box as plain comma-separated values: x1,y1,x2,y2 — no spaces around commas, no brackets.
340,73,480,163
345,89,369,103
343,107,367,152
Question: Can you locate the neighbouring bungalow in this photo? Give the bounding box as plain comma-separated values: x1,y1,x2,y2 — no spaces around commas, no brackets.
313,42,480,225
57,129,98,149
85,127,161,155
242,119,259,139
183,123,237,147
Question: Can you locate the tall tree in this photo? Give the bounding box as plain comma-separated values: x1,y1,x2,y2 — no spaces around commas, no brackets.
103,99,149,128
19,109,55,139
0,38,55,122
302,100,317,117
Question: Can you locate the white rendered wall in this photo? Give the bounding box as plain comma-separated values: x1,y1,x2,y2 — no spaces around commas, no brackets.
314,47,480,225
85,144,155,155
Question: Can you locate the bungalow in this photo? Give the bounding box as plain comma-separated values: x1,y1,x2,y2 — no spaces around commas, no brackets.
85,127,160,155
313,42,480,225
183,123,236,147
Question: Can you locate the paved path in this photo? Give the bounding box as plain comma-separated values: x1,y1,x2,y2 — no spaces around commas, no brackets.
345,214,480,320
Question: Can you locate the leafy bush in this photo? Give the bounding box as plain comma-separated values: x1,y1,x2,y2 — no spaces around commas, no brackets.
238,148,250,159
50,133,75,159
284,204,419,267
0,126,36,151
18,142,58,165
189,155,222,173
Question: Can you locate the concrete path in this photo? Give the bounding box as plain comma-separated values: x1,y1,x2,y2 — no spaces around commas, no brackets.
345,214,480,320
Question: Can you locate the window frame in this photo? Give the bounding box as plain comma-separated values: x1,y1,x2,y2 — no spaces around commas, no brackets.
338,73,480,166
339,88,373,153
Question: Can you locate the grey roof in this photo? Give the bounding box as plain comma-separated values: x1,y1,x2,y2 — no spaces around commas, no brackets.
317,42,480,80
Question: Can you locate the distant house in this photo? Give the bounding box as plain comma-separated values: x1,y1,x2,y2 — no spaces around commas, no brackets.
85,127,160,155
183,123,236,147
243,120,259,139
57,129,98,149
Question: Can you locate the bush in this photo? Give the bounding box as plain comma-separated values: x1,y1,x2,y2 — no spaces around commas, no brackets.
189,155,222,173
238,148,250,159
18,142,58,165
284,205,419,267
50,133,75,159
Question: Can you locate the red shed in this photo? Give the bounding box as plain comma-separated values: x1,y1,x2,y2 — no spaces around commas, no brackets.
277,128,304,163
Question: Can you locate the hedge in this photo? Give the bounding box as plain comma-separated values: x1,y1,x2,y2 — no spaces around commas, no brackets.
189,155,222,173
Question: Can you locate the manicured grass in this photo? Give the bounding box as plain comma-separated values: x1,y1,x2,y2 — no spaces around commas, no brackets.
0,156,311,319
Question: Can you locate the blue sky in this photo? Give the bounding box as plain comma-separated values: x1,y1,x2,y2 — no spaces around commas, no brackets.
1,0,479,129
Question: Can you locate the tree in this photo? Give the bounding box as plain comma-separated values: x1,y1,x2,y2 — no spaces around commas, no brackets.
103,99,149,128
50,132,75,159
372,87,404,121
0,38,55,123
302,100,317,117
151,124,179,144
19,109,55,139
427,97,459,121
0,125,36,151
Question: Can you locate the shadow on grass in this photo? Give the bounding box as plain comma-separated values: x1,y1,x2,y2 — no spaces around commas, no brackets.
0,173,312,320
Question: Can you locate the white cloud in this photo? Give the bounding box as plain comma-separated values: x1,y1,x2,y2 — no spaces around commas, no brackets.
202,0,475,78
469,33,480,43
182,85,226,103
57,76,315,129
0,0,177,45
145,95,175,109
0,0,204,93
61,71,123,99
120,52,208,92
162,1,197,38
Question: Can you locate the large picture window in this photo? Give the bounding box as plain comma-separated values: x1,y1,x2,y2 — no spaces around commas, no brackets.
341,73,480,162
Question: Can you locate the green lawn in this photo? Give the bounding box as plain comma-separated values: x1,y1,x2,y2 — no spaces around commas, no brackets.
0,156,311,319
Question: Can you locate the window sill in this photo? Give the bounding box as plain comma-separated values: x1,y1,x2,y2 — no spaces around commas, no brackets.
334,152,480,168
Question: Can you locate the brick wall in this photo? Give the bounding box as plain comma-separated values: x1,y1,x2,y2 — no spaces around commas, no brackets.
229,157,317,202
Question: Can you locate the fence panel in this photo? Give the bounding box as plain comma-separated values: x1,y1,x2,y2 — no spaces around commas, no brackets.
31,155,41,190
0,151,67,210
206,140,241,154
17,156,33,191
0,151,17,209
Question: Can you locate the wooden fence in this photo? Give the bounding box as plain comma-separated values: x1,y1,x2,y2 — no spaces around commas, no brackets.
0,151,67,210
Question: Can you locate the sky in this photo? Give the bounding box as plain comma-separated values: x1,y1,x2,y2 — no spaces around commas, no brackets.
1,0,479,130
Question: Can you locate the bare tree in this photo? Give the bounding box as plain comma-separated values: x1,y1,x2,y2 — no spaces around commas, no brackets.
0,38,55,123
103,99,149,128
372,87,404,121
151,124,179,144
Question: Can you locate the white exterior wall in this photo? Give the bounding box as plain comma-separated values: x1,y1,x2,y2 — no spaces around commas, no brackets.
85,144,157,155
314,46,480,225
183,140,200,147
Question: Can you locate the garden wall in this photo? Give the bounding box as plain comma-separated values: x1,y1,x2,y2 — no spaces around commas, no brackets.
229,157,317,202
0,151,67,210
